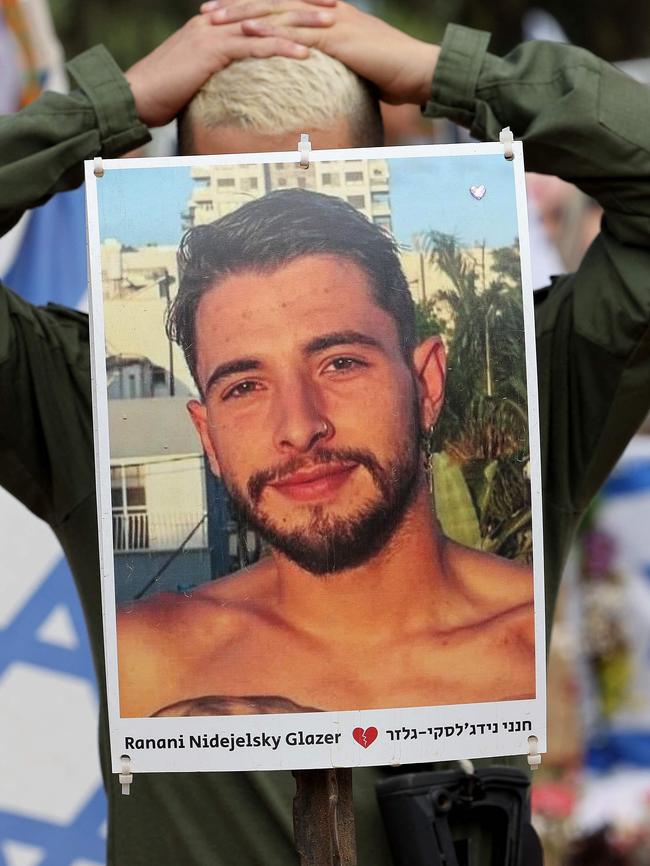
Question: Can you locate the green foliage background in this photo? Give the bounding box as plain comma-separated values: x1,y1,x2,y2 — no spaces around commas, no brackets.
417,233,532,562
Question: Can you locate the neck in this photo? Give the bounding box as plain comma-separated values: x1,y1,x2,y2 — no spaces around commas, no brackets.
268,482,452,644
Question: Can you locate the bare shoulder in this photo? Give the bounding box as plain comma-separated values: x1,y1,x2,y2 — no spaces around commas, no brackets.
445,540,534,625
116,557,277,717
118,556,276,641
444,545,536,698
191,554,278,605
116,592,207,717
117,592,191,654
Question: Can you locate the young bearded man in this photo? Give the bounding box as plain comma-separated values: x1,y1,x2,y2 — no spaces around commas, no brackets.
2,1,650,863
117,188,535,718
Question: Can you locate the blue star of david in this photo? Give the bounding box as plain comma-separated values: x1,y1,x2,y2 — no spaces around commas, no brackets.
0,557,107,866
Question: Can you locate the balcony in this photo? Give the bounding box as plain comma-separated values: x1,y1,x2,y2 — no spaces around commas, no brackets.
113,508,148,551
112,509,207,552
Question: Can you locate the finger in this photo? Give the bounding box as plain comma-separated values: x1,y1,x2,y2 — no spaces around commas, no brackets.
268,8,334,26
201,0,335,10
240,19,318,44
227,34,310,59
212,3,333,24
207,1,282,22
217,7,332,27
202,0,332,20
210,1,271,21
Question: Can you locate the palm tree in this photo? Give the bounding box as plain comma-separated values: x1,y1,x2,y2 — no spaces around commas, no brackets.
420,231,532,561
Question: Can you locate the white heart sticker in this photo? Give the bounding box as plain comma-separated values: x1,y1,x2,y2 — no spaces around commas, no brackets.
469,185,487,200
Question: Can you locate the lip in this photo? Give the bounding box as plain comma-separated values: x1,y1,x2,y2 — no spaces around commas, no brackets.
268,462,358,502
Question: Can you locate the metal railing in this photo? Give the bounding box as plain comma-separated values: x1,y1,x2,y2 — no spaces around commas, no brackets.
113,509,148,551
112,509,207,552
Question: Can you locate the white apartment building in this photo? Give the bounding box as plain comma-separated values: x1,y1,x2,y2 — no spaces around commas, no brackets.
100,239,196,397
184,158,392,231
101,238,178,300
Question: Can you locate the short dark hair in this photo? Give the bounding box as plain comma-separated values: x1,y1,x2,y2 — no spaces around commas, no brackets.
167,188,416,394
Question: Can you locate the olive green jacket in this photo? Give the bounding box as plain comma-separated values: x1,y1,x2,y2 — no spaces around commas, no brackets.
1,24,649,866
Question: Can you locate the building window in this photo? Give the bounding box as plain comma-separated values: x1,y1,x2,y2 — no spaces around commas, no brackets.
371,191,389,205
197,201,214,210
373,215,392,230
111,464,149,550
217,178,236,188
277,177,288,187
151,367,167,393
243,177,259,191
347,195,366,209
345,171,364,182
321,172,340,186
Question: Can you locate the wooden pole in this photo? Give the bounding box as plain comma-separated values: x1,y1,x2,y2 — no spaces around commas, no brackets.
292,769,357,866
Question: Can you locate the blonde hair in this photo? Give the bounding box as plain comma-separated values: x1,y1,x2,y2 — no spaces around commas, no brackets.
178,49,383,151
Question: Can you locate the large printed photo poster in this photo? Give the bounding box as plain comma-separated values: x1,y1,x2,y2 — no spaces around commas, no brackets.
85,143,546,775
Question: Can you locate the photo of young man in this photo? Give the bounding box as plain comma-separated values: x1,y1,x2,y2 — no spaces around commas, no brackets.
114,185,536,719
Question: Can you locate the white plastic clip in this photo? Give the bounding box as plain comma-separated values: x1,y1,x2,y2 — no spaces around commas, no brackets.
298,133,311,170
93,156,104,178
499,127,514,161
527,735,541,771
119,754,133,795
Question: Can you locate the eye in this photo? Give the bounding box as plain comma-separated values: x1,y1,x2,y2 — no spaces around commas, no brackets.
322,356,368,374
223,380,262,400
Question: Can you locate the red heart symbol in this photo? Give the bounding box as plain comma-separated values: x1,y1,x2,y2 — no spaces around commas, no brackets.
353,727,378,748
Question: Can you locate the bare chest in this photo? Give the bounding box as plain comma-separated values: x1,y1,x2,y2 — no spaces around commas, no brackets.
162,615,535,715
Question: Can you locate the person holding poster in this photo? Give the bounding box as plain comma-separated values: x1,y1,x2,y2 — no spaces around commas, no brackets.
1,4,650,865
116,186,535,719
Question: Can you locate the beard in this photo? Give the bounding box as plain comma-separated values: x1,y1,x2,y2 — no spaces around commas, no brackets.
221,414,422,575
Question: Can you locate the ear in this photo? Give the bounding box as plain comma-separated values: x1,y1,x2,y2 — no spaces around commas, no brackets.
412,336,446,431
187,399,222,478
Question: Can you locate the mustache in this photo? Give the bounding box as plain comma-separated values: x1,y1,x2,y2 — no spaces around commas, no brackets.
247,447,387,505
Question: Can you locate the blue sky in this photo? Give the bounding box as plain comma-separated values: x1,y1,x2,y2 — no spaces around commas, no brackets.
98,167,193,246
388,153,519,248
97,153,519,250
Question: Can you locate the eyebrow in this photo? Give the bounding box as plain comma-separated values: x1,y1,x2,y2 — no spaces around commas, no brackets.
203,331,382,397
204,358,261,396
304,330,383,355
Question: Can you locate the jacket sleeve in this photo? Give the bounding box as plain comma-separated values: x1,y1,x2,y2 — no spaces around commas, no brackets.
0,44,150,236
424,25,650,520
0,292,95,524
0,45,149,523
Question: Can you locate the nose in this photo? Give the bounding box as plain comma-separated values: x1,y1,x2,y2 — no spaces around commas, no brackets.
272,377,333,454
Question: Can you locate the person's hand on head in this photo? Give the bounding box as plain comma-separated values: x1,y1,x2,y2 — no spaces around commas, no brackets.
200,0,338,14
202,0,440,106
125,12,327,127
